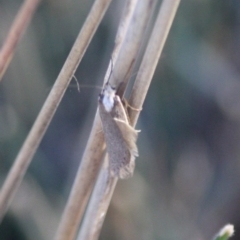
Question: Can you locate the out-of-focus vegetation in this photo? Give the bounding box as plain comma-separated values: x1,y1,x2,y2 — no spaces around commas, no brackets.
0,0,240,239
213,224,234,240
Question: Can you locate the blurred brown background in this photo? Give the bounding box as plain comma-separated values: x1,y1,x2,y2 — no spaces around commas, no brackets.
0,0,240,239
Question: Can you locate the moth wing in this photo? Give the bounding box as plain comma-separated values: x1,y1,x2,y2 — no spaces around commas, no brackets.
118,151,135,179
112,95,140,158
113,118,139,157
98,104,133,178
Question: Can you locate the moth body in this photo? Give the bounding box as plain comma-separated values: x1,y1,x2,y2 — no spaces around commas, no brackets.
99,83,139,179
100,83,116,112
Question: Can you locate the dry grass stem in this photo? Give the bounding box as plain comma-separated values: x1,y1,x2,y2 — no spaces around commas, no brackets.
77,0,180,239
0,0,41,82
77,162,118,240
129,0,181,125
107,0,156,92
54,1,155,240
0,0,112,222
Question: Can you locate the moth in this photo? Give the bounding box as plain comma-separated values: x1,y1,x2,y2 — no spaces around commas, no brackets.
98,82,139,179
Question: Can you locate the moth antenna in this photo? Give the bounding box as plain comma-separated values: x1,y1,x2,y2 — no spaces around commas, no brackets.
106,57,114,85
80,84,102,90
129,68,144,80
72,74,80,92
68,83,102,91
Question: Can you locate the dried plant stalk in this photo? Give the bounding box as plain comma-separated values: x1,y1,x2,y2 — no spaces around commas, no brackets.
129,0,181,124
0,0,41,82
77,0,180,239
77,163,118,240
0,0,112,222
54,1,155,240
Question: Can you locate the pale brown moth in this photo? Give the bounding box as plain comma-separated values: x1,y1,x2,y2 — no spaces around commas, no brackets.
98,83,139,179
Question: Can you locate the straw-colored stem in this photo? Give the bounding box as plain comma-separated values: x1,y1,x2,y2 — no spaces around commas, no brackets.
77,162,117,240
77,0,180,239
0,0,112,222
0,0,41,82
54,1,154,240
129,0,181,125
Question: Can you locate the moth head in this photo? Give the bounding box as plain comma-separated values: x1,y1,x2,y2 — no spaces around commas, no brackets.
99,83,116,112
